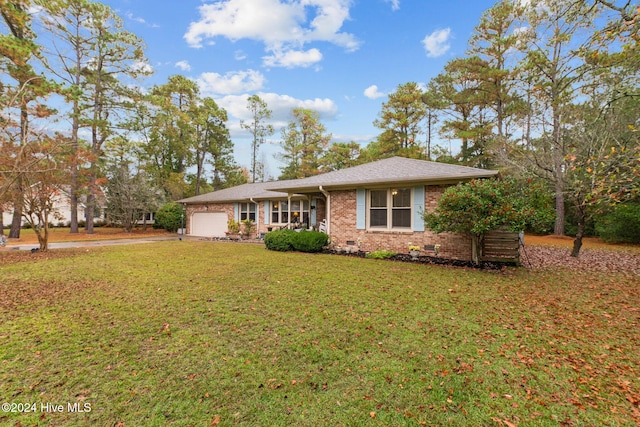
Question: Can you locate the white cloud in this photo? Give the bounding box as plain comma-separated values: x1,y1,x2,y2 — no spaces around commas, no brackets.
124,11,159,28
175,60,191,71
364,85,385,99
385,0,400,11
218,92,338,128
125,12,147,25
131,60,153,74
263,48,323,68
234,50,247,61
184,0,360,67
422,28,452,58
197,69,266,95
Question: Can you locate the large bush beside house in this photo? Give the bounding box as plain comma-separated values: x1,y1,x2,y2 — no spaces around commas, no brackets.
424,178,555,235
264,229,328,252
264,229,297,251
154,202,183,232
596,203,640,243
291,230,329,253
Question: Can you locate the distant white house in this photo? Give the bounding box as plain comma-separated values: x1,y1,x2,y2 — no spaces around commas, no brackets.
1,188,107,228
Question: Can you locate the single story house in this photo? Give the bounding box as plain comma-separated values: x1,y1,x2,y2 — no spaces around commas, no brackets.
179,157,499,261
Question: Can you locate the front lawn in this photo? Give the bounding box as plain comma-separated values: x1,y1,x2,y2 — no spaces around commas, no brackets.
0,242,638,426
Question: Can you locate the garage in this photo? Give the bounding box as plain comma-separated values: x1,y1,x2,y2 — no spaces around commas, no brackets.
190,212,228,237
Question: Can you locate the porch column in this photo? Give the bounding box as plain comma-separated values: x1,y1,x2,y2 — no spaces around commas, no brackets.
319,186,330,235
287,194,292,229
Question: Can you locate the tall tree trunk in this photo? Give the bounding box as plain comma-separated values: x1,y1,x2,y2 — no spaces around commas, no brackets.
552,110,565,235
195,151,203,196
85,191,95,234
70,98,79,233
9,205,21,238
9,95,30,239
9,171,23,238
570,205,586,257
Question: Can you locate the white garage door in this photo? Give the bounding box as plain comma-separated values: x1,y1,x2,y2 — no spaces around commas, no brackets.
191,212,228,237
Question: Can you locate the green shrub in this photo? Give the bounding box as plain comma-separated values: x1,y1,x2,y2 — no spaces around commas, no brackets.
154,202,183,233
264,229,297,251
595,203,640,243
227,219,240,234
365,249,397,259
291,230,329,253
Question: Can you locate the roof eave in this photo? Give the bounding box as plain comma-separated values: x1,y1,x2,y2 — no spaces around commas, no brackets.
267,172,498,193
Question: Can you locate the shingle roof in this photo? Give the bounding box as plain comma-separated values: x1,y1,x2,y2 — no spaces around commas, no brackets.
266,156,498,192
178,157,498,203
177,181,293,204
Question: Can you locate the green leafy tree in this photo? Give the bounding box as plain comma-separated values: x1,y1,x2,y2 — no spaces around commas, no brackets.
373,82,427,155
77,5,149,233
467,0,523,142
154,202,183,233
1,0,56,238
144,75,199,199
512,0,600,235
563,92,639,256
278,108,331,179
320,141,361,171
192,97,231,195
240,95,274,182
424,178,554,263
429,57,494,168
596,203,640,244
37,0,98,233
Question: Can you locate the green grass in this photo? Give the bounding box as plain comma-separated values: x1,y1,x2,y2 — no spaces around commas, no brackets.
1,242,638,426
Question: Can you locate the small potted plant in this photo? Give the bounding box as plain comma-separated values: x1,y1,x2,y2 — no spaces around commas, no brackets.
408,244,421,260
241,219,255,238
226,219,241,240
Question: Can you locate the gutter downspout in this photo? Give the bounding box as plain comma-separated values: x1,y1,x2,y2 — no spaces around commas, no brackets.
319,185,330,235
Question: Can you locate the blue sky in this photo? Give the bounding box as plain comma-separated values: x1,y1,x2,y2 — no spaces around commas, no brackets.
101,0,498,177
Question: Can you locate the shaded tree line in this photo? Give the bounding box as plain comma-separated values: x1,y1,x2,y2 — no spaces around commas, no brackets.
1,0,242,250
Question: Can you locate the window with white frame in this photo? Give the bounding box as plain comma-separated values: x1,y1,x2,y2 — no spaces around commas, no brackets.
290,200,309,226
270,200,309,225
368,188,412,230
239,202,256,221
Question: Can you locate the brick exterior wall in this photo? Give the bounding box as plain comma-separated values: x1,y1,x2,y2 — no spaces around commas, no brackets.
185,197,327,238
185,203,235,236
184,185,473,261
328,186,473,261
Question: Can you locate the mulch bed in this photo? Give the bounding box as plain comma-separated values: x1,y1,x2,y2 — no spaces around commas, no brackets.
323,245,640,274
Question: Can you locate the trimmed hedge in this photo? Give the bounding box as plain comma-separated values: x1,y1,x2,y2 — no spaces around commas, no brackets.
264,229,328,253
291,230,329,253
264,229,297,251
